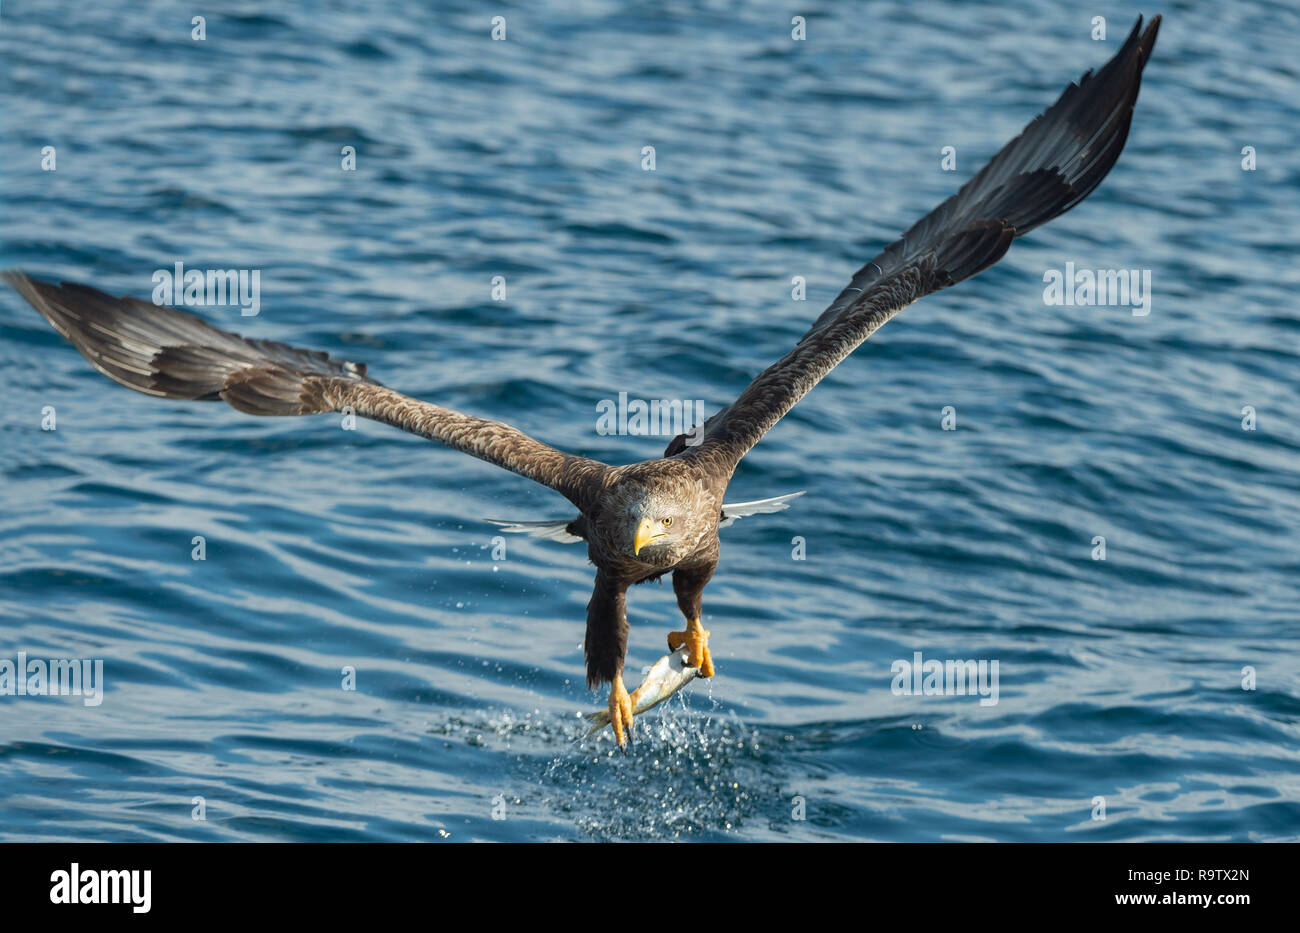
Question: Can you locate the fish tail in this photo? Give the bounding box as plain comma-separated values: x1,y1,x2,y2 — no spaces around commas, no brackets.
582,711,610,739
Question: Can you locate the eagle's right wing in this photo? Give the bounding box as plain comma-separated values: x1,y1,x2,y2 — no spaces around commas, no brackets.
5,272,609,510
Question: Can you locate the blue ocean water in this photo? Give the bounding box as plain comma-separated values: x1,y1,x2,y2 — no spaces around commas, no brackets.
1,0,1298,842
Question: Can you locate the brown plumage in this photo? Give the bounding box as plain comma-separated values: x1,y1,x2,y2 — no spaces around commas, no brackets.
4,16,1160,746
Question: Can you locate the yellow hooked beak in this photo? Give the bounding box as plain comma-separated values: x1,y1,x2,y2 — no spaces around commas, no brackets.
633,517,662,556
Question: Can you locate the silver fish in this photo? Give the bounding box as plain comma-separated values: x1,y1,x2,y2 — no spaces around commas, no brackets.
583,647,700,739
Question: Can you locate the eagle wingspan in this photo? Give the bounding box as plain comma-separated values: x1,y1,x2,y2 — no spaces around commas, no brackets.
4,271,609,509
669,14,1160,465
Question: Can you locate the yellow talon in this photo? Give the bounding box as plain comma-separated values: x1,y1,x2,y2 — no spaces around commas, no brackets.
667,617,714,678
608,675,634,749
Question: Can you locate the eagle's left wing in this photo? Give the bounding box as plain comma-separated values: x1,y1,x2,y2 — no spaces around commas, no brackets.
667,15,1160,467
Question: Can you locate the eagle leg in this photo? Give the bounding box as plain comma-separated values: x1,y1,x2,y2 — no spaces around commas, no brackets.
608,674,634,750
670,566,716,677
667,618,714,678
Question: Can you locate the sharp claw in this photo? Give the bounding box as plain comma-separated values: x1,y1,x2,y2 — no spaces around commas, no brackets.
668,619,716,676
609,675,633,749
698,645,715,678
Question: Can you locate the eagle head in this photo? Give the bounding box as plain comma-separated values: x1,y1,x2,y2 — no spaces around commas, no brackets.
607,479,703,565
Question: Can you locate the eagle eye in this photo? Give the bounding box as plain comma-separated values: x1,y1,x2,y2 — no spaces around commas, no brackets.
662,517,673,526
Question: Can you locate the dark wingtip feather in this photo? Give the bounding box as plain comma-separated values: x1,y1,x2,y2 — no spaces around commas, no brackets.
4,271,372,413
802,13,1162,341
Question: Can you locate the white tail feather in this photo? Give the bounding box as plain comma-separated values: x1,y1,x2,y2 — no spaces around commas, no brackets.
719,491,805,528
487,491,804,542
483,518,582,543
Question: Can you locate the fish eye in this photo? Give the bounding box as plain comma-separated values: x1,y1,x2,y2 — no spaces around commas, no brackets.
662,517,672,526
